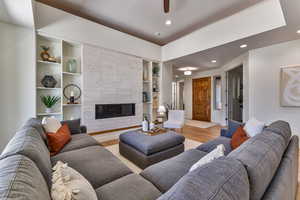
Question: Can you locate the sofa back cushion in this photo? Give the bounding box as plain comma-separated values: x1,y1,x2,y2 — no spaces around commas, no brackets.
261,135,299,200
22,118,47,143
0,155,51,200
228,120,291,200
264,120,291,145
61,118,82,134
1,127,52,188
158,157,249,200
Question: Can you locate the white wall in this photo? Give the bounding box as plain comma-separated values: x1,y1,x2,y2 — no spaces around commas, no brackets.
248,39,300,135
184,39,300,136
82,44,143,133
183,53,249,126
34,2,161,61
161,63,173,106
0,22,35,152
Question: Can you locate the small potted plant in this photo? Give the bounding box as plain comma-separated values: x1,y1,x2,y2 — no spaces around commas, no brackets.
40,95,61,113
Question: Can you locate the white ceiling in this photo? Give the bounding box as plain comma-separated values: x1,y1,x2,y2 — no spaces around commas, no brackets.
36,0,263,45
0,0,34,28
170,0,300,76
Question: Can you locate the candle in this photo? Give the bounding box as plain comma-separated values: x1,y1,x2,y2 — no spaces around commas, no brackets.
70,90,74,97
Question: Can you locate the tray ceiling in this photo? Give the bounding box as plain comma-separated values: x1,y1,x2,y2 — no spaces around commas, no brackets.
36,0,263,45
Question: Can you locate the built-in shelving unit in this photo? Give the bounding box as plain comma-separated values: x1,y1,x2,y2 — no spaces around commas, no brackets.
36,33,82,121
142,60,162,122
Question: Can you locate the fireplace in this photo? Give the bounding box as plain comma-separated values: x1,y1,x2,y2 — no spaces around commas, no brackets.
95,104,135,119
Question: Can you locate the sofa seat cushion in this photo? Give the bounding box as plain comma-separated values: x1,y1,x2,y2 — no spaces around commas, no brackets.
51,146,132,189
96,174,161,200
228,120,291,200
0,127,52,188
60,134,99,153
140,149,207,192
158,157,249,200
0,155,51,200
196,136,232,155
120,131,185,156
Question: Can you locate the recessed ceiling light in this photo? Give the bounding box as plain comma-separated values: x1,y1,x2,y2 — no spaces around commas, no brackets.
211,60,217,63
165,20,172,26
297,30,300,34
184,71,192,76
178,67,198,71
240,44,248,48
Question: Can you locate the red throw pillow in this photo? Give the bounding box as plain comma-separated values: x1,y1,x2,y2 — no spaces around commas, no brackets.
46,124,71,156
230,126,249,150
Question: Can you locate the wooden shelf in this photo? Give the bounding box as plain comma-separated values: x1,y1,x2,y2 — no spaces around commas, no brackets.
37,87,61,90
63,104,81,106
63,72,81,76
37,60,61,65
37,112,62,116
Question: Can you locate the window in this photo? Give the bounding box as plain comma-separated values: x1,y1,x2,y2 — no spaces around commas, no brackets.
214,76,222,110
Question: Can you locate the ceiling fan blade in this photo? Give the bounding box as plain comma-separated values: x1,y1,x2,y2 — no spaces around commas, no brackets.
164,0,170,13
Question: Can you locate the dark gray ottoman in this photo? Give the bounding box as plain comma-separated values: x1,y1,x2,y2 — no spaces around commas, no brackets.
119,131,185,169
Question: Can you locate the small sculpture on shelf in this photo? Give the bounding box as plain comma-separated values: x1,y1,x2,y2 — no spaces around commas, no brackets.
63,84,81,104
41,75,57,88
40,45,57,63
40,95,61,113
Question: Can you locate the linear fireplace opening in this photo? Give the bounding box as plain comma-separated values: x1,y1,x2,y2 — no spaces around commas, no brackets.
95,103,135,119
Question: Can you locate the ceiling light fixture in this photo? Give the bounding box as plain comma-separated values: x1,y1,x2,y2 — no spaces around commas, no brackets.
155,32,161,36
211,60,217,63
184,71,192,76
240,44,248,48
178,67,198,71
297,30,300,34
165,20,172,26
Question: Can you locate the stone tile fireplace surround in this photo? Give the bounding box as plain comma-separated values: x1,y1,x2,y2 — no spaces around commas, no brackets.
82,45,143,133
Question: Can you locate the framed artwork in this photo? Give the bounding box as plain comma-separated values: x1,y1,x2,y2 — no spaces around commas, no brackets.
280,65,300,107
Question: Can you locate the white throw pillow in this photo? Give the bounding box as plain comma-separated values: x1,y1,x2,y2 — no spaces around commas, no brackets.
189,144,225,172
244,118,265,137
51,161,97,200
42,117,61,133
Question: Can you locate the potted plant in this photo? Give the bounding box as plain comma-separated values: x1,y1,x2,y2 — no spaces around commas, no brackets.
40,95,61,113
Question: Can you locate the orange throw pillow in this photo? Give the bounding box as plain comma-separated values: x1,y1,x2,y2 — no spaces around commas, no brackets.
230,126,249,150
46,124,71,156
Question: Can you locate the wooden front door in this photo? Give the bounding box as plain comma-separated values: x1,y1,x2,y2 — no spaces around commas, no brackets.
193,77,211,122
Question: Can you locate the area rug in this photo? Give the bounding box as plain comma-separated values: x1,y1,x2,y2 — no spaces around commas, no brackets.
103,139,202,173
185,120,217,129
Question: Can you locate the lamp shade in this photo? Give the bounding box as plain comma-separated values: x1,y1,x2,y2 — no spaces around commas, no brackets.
157,105,166,113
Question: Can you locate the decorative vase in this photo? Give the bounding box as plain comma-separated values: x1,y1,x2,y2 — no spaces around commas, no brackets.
142,117,149,132
67,59,77,73
45,108,52,113
41,75,57,88
40,46,50,61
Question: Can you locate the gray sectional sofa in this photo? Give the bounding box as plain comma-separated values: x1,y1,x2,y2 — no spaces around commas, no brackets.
0,118,298,200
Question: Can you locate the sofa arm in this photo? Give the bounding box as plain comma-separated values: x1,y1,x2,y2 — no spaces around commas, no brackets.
220,128,229,137
80,125,87,134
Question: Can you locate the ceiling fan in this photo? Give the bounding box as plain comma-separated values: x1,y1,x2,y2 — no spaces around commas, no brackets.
164,0,170,13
